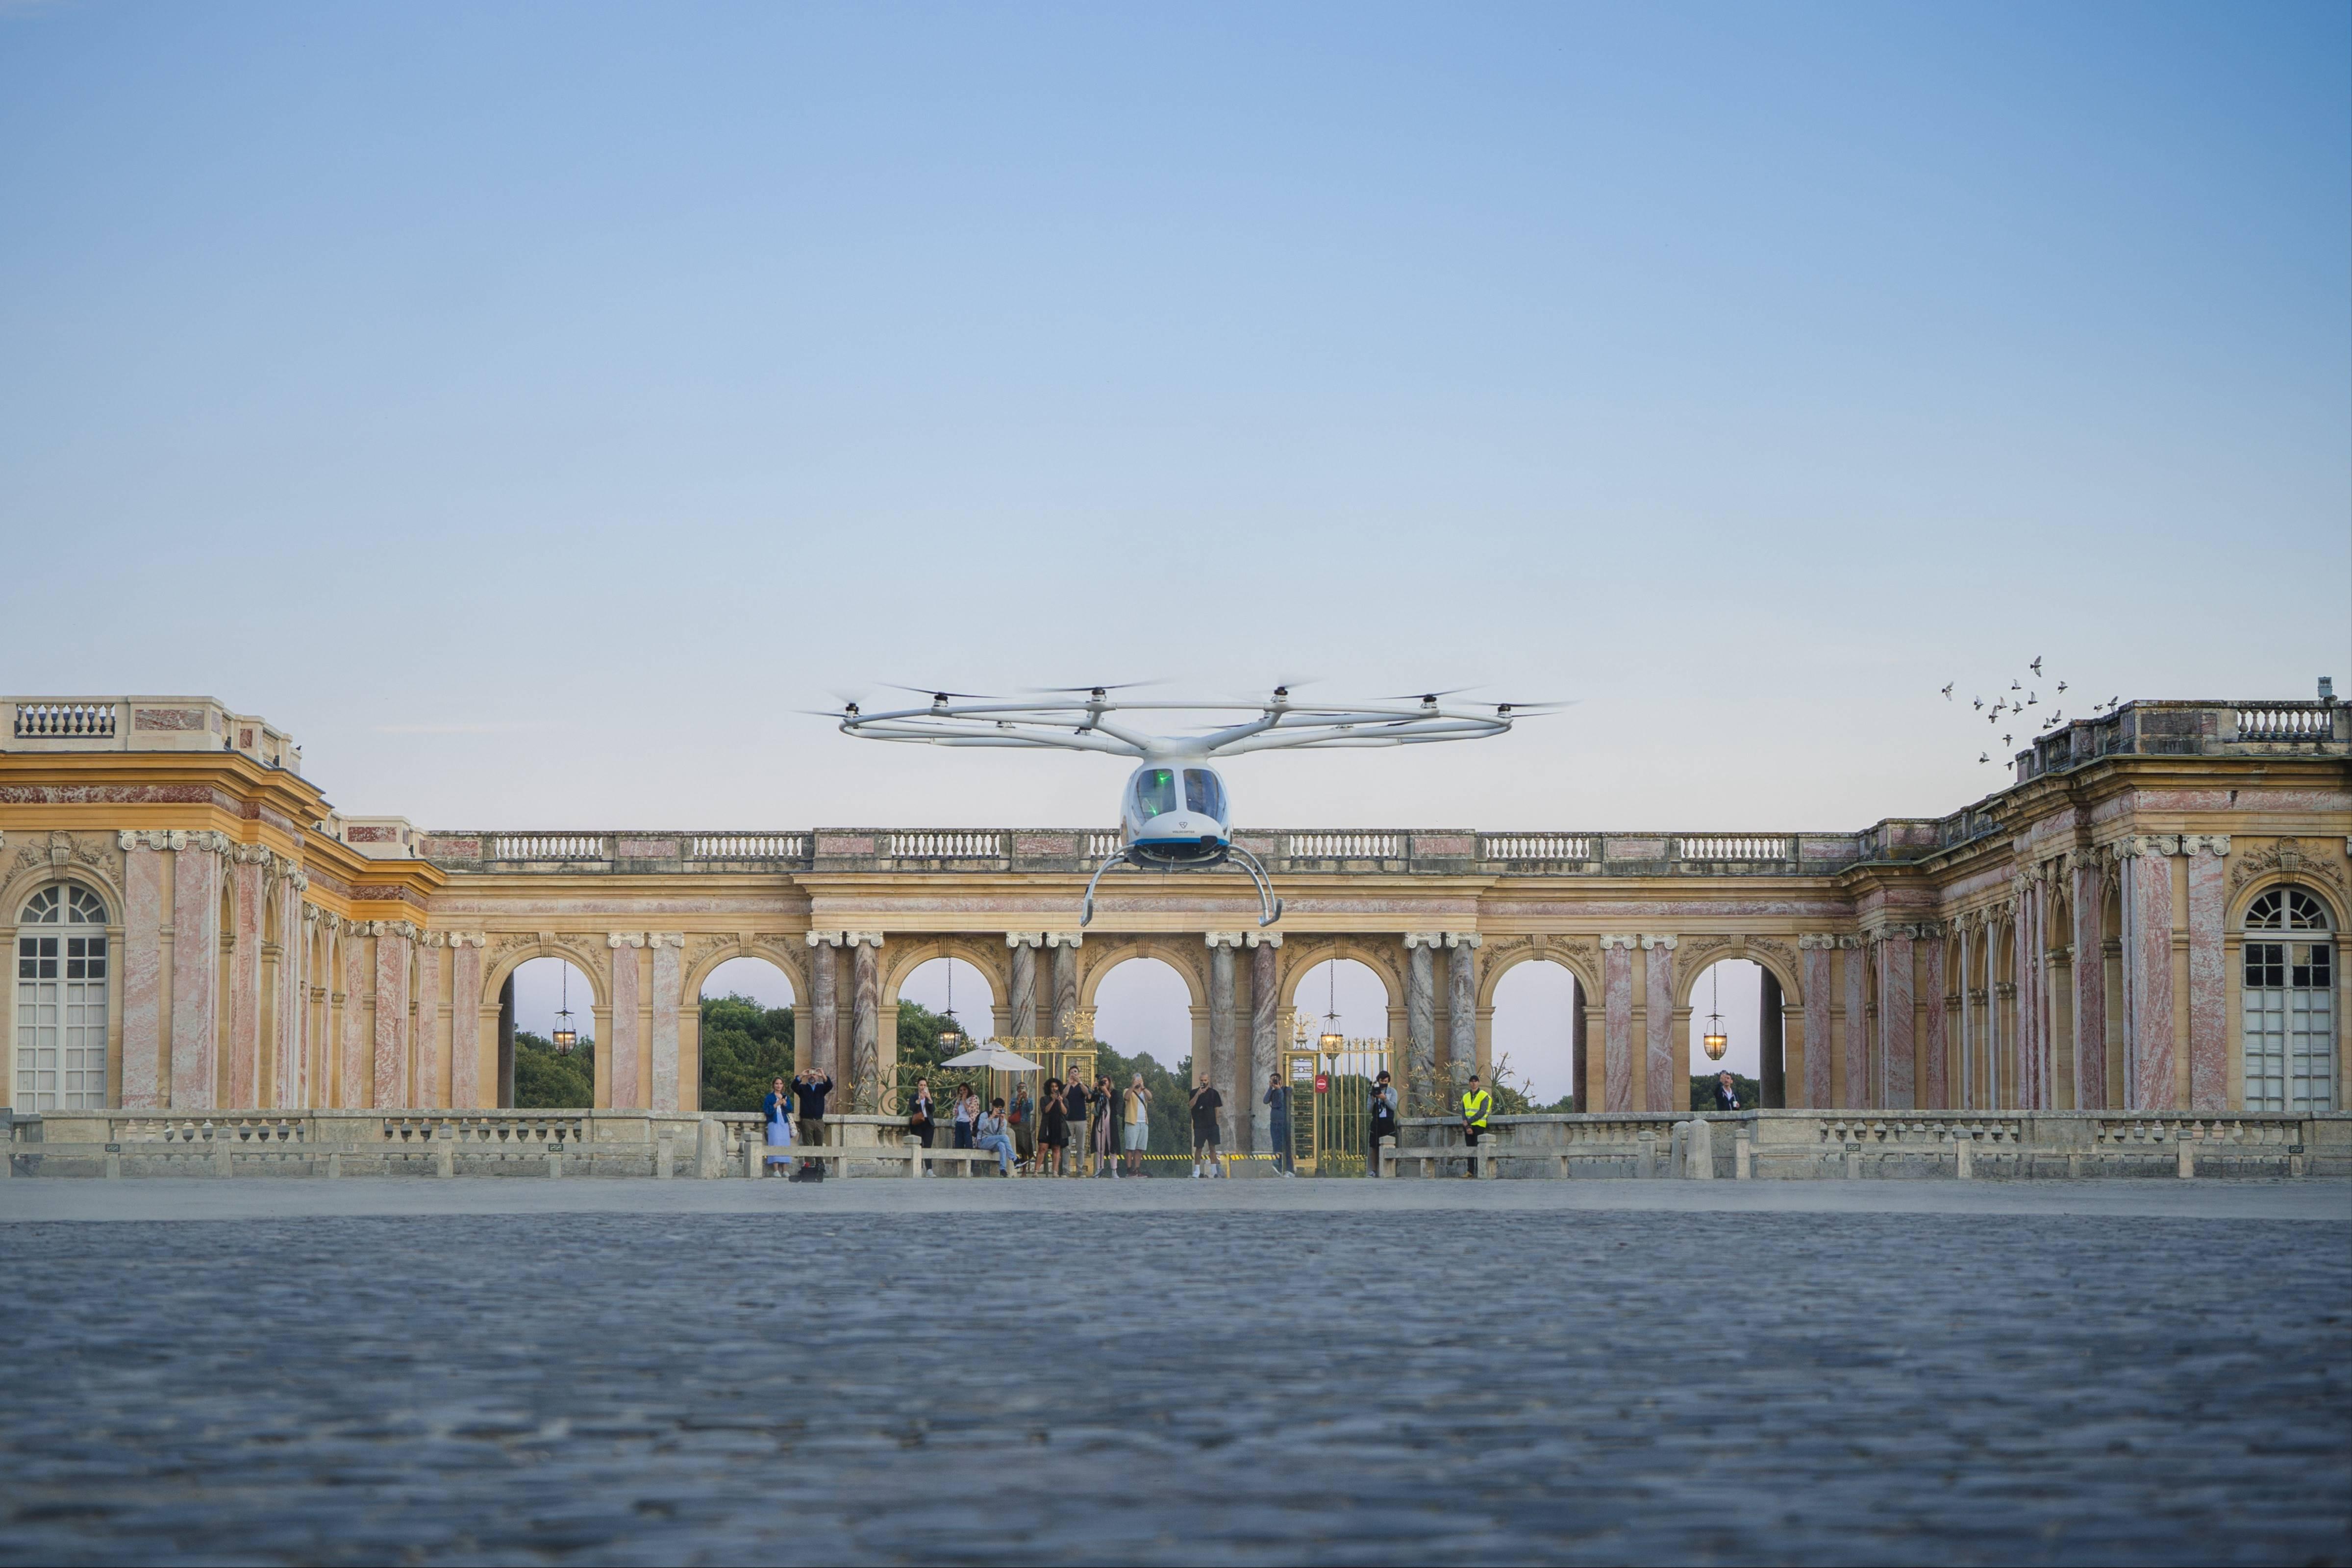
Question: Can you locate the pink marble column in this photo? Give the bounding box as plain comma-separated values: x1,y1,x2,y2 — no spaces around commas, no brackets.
2126,842,2177,1110
119,837,166,1109
1845,942,1869,1109
608,937,642,1109
450,938,483,1108
2185,839,2228,1110
1880,931,1915,1109
413,940,443,1109
341,928,369,1108
271,877,303,1107
2012,891,2040,1109
169,838,223,1109
2071,862,2106,1110
1602,939,1634,1113
651,934,682,1113
851,937,881,1112
374,927,412,1108
1802,942,1833,1108
808,939,839,1079
1642,937,1676,1113
1921,936,1948,1110
226,852,265,1107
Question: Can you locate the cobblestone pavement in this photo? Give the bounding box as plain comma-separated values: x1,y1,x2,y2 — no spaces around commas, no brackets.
1,1192,2346,1565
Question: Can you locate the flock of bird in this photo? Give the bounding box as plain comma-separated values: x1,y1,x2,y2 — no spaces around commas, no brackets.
1939,657,2123,766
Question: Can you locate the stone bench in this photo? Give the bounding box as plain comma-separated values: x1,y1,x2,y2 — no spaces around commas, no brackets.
1382,1140,1502,1178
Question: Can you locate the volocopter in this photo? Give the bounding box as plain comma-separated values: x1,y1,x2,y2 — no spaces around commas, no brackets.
824,684,1558,927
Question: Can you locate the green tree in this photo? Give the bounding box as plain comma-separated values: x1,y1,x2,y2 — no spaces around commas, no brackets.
514,1029,595,1108
699,993,795,1112
1088,1041,1196,1162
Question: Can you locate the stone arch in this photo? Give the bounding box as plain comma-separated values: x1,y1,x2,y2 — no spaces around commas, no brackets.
1268,936,1406,1016
1,857,125,939
2227,873,2348,934
880,937,1008,1012
481,935,610,1013
682,938,808,1009
1668,937,1802,1014
1475,937,1600,1011
1077,937,1208,1010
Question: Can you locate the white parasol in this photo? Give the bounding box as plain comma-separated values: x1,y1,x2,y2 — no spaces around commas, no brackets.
939,1040,1045,1072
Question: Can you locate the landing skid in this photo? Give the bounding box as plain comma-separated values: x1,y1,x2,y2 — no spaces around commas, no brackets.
1080,843,1283,929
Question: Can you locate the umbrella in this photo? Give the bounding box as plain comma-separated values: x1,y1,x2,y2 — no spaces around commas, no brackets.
940,1040,1045,1072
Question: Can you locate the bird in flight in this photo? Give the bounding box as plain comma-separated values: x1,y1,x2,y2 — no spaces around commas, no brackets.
2055,681,2067,693
1972,696,1983,710
2026,693,2037,706
1941,683,1954,699
2030,656,2043,675
1978,752,1990,764
2002,734,2013,745
2011,679,2023,691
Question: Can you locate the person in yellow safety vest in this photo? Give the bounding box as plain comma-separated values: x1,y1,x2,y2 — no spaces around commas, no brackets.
1459,1074,1492,1179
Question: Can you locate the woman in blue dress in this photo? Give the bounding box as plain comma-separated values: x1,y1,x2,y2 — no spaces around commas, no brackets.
762,1076,794,1175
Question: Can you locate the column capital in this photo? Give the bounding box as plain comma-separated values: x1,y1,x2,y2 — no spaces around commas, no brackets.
1599,934,1638,950
1205,931,1247,949
2112,834,2182,859
1043,931,1084,947
608,932,647,948
650,932,684,948
1005,931,1044,948
2183,834,2230,857
1442,931,1481,949
446,932,487,948
1403,931,1448,949
806,930,846,947
1639,933,1677,950
1244,930,1282,948
847,931,885,948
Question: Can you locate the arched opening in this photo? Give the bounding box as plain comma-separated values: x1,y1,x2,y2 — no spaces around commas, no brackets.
1991,922,2015,1109
893,956,1001,1123
2241,888,2335,1112
699,956,796,1113
1090,956,1198,1170
14,882,110,1111
1285,957,1393,1175
1488,960,1580,1111
508,955,597,1108
1687,959,1763,1111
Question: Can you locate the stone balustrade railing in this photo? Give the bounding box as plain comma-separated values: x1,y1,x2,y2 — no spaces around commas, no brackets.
10,1109,2343,1180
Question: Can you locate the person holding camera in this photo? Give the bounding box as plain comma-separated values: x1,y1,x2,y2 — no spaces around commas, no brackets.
1367,1069,1399,1176
1189,1072,1225,1178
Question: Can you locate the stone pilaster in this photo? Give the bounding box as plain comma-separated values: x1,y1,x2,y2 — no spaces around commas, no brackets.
1799,936,1836,1110
1879,928,1915,1110
1845,934,1869,1108
413,934,444,1109
1403,934,1440,1117
1206,933,1243,1140
1249,933,1280,1152
448,934,485,1108
340,923,368,1109
225,846,268,1108
1919,930,1946,1110
805,932,841,1079
2118,836,2179,1110
373,923,414,1109
1601,936,1635,1113
170,831,226,1108
1007,933,1041,1037
1445,932,1479,1084
1641,934,1676,1113
271,865,307,1107
607,932,645,1109
650,932,684,1113
2183,835,2230,1110
117,832,167,1109
850,934,882,1112
2070,860,2107,1110
1046,933,1081,1038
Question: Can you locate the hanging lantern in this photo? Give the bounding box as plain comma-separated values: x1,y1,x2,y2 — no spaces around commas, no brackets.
1701,965,1727,1061
937,963,962,1049
552,965,578,1054
1318,961,1345,1052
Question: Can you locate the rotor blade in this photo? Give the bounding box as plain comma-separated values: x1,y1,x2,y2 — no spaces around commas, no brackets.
880,683,997,699
1020,680,1164,694
1377,685,1481,700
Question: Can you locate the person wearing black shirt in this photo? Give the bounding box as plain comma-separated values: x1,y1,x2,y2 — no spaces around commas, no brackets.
792,1068,833,1148
1061,1076,1091,1177
1713,1071,1741,1111
906,1077,937,1149
1190,1074,1225,1178
1262,1072,1295,1176
1367,1069,1399,1176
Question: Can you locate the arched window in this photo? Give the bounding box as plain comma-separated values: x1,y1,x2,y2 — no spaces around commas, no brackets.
2242,889,2334,1112
16,883,110,1111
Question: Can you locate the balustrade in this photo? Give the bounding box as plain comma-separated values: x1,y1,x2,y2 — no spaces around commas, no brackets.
1676,835,1791,862
2235,705,2334,742
13,701,117,739
887,830,1005,859
690,833,805,860
492,833,609,861
1481,833,1590,862
1285,831,1401,860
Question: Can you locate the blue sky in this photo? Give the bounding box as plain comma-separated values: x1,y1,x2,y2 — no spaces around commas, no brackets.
4,1,2346,842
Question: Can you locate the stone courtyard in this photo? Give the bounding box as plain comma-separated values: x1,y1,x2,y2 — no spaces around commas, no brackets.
1,1180,2345,1566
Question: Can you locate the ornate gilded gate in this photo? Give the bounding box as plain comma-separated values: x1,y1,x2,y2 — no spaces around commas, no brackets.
1280,1037,1391,1175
